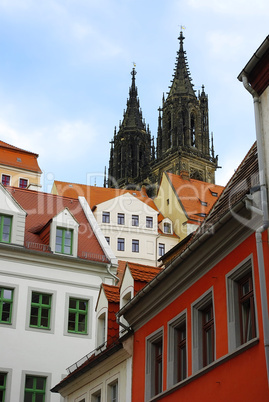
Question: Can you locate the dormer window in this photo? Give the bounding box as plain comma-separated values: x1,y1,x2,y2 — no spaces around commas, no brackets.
0,215,12,243
200,200,207,206
163,222,172,234
50,208,79,257
55,228,73,255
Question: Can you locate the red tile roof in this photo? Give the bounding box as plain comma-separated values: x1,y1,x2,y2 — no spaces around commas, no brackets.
165,172,224,222
53,181,164,221
102,284,120,303
127,262,162,282
7,186,108,263
0,140,42,173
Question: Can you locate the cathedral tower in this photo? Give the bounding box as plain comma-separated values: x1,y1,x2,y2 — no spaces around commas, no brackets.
108,68,153,188
151,31,218,184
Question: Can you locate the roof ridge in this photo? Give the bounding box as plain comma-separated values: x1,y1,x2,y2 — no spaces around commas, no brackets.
0,140,39,156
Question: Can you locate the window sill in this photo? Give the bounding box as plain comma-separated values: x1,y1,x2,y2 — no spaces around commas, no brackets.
149,337,259,401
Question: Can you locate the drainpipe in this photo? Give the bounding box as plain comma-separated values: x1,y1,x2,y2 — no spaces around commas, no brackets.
242,73,269,386
106,264,120,285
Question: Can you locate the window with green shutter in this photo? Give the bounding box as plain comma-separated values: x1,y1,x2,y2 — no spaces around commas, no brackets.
30,293,51,329
68,298,88,334
24,375,46,402
0,288,13,324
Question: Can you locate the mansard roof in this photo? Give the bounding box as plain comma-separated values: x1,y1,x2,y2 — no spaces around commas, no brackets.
164,171,224,222
6,186,108,263
0,140,42,173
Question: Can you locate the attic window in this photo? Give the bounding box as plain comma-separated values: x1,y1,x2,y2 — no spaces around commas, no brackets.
197,213,206,217
69,184,73,187
200,201,207,206
210,190,218,197
133,192,137,196
17,157,22,162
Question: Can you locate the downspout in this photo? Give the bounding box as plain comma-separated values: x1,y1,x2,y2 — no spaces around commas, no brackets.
242,73,269,386
107,264,119,285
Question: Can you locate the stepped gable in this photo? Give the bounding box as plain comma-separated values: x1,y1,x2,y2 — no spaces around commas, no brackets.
7,186,108,263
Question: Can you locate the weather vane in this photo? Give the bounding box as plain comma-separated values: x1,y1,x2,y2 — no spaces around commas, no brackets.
133,61,136,68
180,25,186,31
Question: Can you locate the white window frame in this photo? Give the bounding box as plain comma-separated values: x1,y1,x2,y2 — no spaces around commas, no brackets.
192,288,215,373
1,174,11,186
107,376,119,402
145,327,164,400
226,256,257,352
167,310,187,388
96,310,107,347
18,177,29,189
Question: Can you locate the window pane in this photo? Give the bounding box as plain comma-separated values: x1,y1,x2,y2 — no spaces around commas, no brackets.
3,289,12,300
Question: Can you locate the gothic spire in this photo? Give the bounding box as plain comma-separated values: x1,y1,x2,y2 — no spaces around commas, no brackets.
121,68,146,130
167,31,196,98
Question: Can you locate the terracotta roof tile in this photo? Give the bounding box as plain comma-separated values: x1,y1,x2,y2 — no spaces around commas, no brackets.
7,187,108,263
102,284,120,303
0,140,42,173
127,262,162,282
165,172,224,222
53,181,164,219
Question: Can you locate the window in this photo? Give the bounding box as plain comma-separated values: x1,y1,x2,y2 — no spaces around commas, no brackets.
24,375,46,402
132,239,139,253
1,175,10,186
68,298,88,334
102,212,110,223
168,313,187,387
146,330,163,399
91,391,101,402
0,287,13,324
226,260,257,351
0,215,12,244
97,312,106,346
132,215,139,226
0,372,7,402
117,238,124,251
117,213,125,225
105,236,110,245
55,228,73,255
108,381,118,402
19,178,28,189
146,216,153,228
192,291,214,372
159,243,165,257
30,292,51,329
202,303,214,367
238,273,256,344
163,222,171,234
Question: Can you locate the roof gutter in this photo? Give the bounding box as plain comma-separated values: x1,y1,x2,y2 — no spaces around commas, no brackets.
240,72,269,387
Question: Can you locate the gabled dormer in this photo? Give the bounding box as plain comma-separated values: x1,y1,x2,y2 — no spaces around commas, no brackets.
49,208,79,257
95,284,120,349
0,184,26,246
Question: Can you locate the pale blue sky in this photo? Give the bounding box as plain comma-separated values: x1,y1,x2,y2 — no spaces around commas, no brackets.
0,0,268,191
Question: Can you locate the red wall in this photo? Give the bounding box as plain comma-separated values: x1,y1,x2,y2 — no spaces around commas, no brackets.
132,232,269,401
